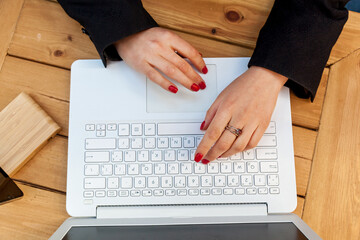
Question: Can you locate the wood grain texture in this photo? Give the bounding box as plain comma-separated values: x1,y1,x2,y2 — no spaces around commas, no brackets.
0,184,68,240
0,93,60,176
303,49,360,239
0,0,24,71
295,157,311,197
292,126,317,160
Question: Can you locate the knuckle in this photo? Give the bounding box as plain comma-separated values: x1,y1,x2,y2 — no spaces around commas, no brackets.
147,40,161,50
207,128,221,141
216,142,229,152
162,30,174,39
177,60,189,72
188,48,198,59
164,65,176,76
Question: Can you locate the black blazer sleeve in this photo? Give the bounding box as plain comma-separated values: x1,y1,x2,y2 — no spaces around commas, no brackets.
57,0,158,66
248,0,349,100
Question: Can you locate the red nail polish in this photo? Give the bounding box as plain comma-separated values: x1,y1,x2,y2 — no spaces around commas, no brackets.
191,83,200,92
201,159,210,164
199,52,203,57
168,85,178,93
200,121,205,130
202,66,208,74
194,153,203,162
199,81,206,90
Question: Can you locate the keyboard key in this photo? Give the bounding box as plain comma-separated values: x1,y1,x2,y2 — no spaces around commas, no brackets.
188,176,199,187
235,188,245,195
107,190,117,197
84,191,94,198
256,149,278,160
158,137,169,148
95,190,106,197
134,177,146,188
171,137,182,148
201,176,212,187
241,175,253,186
151,150,162,162
200,189,210,195
148,177,159,188
270,187,280,194
143,190,152,197
124,151,136,162
227,175,239,187
174,176,186,188
107,177,119,189
131,190,141,197
165,189,176,196
196,136,203,147
145,138,156,149
84,178,105,189
168,163,179,174
258,187,268,194
131,138,143,149
85,124,95,131
268,175,279,186
154,189,164,196
107,124,117,131
96,124,106,130
118,124,130,136
208,162,219,174
180,163,192,174
119,190,129,197
128,164,139,175
243,149,255,160
212,189,222,195
258,135,277,147
246,188,257,195
111,151,123,162
84,165,99,176
85,151,110,163
224,188,233,195
144,123,156,136
118,138,130,149
264,122,276,134
254,175,266,186
189,189,199,196
131,123,143,136
138,150,149,162
114,164,126,175
85,139,116,150
234,162,245,173
121,177,133,189
177,150,189,161
220,162,232,173
141,163,153,175
230,152,241,160
96,131,106,137
214,176,226,187
154,163,166,174
178,189,187,196
158,122,203,135
190,150,196,160
247,162,259,173
194,163,206,174
164,150,176,161
101,164,112,175
260,162,278,172
183,137,195,148
161,176,173,188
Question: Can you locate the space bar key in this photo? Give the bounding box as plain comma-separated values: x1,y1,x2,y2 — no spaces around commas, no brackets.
158,123,203,135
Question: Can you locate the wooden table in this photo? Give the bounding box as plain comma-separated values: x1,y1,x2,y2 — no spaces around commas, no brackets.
0,0,359,239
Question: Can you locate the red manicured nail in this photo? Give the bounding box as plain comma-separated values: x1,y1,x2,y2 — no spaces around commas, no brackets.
199,52,203,57
194,153,203,162
200,121,205,130
191,83,200,92
168,85,178,93
202,66,208,74
199,81,206,90
201,159,210,164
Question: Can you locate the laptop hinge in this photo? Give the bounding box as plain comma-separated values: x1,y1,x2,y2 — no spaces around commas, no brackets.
96,204,267,219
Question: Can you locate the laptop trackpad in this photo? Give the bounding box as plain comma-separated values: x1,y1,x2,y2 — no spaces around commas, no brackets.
146,64,217,113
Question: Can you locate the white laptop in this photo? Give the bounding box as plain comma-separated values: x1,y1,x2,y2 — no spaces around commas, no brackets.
50,58,321,239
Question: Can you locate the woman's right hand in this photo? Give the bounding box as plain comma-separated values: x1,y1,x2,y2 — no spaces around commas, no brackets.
114,27,208,93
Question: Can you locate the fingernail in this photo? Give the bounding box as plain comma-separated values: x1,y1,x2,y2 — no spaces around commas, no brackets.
168,85,178,93
199,52,203,57
194,153,203,162
202,66,208,74
218,155,222,158
200,121,205,130
201,159,210,164
191,83,200,92
199,81,206,90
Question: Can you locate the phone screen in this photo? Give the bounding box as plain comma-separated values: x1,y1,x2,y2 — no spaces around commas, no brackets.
0,167,23,205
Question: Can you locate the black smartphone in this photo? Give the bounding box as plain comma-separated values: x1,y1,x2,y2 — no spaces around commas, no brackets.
0,167,23,205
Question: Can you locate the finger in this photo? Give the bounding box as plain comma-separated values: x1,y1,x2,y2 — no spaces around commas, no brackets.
150,55,201,92
170,35,207,74
162,50,206,89
144,64,178,93
243,124,267,151
201,99,221,131
221,123,257,158
203,129,237,162
194,110,231,163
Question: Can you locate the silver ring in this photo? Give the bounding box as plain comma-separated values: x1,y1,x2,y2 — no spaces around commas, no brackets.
225,125,242,137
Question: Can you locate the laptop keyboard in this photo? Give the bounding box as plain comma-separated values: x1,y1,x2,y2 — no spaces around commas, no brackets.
83,122,280,199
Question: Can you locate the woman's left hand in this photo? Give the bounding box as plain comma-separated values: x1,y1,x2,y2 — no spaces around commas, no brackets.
194,66,288,164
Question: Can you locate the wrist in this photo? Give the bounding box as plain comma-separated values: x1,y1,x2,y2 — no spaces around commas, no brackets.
248,66,288,91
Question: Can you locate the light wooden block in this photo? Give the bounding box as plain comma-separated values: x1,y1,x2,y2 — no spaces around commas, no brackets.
0,92,60,176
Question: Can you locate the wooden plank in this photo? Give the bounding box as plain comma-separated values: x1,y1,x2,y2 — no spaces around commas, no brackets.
328,11,360,65
290,68,329,130
303,49,360,239
8,0,252,69
0,0,24,71
292,126,317,160
295,157,311,197
0,184,68,240
293,197,305,218
0,92,60,176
